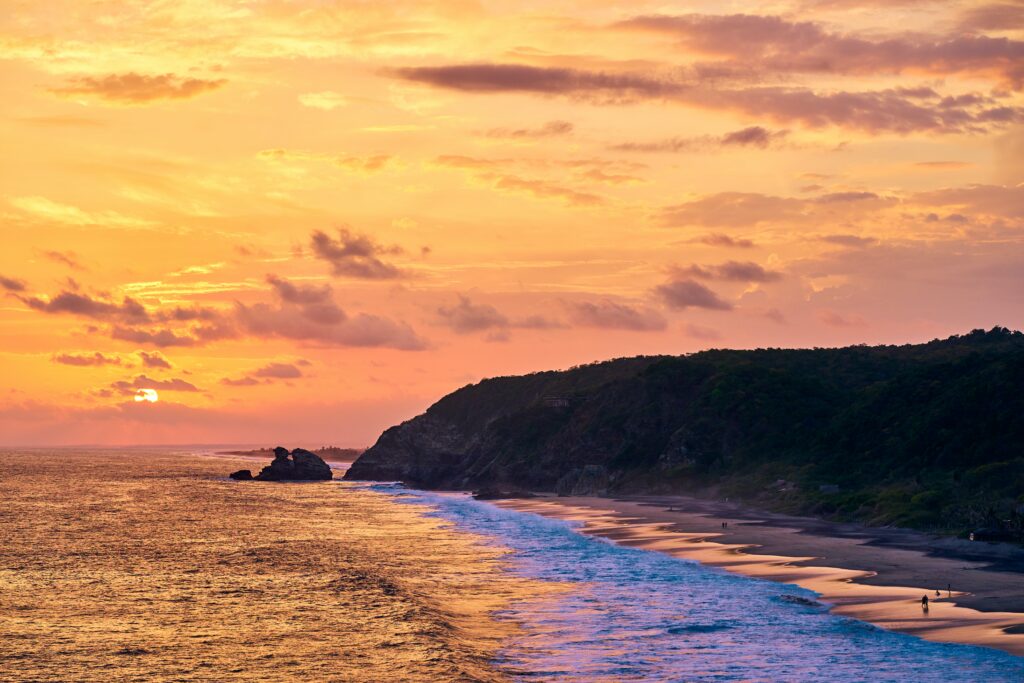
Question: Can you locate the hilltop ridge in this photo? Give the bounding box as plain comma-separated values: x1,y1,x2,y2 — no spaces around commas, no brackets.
346,328,1024,535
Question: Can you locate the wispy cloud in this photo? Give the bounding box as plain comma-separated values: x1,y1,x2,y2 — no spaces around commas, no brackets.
297,91,348,110
52,352,124,367
435,295,565,336
678,261,783,282
394,63,1020,134
138,351,172,369
52,72,226,104
40,250,85,271
310,229,405,279
257,149,391,173
0,275,27,292
692,234,755,249
10,196,153,229
565,299,667,331
653,277,733,311
110,374,200,394
235,275,426,350
618,13,1024,89
612,126,788,153
221,361,306,387
22,291,150,324
436,296,508,333
483,120,574,139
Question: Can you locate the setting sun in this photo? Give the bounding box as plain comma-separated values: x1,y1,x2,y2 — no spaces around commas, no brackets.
134,389,159,403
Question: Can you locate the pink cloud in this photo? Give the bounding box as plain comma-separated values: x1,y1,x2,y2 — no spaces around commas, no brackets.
619,13,1024,88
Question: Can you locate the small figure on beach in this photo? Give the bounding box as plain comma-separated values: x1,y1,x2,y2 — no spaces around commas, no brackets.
935,589,941,597
948,584,952,597
921,594,929,611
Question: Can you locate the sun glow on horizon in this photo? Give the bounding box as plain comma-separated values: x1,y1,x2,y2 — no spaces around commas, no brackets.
0,0,1021,446
134,389,159,403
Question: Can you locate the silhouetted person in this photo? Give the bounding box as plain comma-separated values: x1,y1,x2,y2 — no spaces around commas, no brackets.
935,590,941,598
921,594,929,611
948,584,952,597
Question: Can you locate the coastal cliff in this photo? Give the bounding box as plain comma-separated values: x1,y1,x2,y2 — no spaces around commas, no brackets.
346,328,1024,534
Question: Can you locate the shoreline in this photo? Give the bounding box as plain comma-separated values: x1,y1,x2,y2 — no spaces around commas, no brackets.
2,449,528,682
493,493,1024,657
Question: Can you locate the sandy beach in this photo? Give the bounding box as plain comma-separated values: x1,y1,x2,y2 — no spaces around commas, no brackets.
496,494,1024,657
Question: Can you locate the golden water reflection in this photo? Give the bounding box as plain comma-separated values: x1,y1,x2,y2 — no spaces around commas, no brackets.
0,451,554,682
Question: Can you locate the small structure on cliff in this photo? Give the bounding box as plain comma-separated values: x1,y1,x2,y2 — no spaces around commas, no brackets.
229,446,333,482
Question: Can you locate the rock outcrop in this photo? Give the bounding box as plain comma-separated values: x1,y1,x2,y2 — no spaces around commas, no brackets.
289,448,334,480
554,465,609,497
343,357,658,491
472,486,536,500
230,446,333,482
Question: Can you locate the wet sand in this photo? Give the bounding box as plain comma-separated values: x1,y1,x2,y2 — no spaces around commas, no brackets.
496,494,1024,657
0,450,549,682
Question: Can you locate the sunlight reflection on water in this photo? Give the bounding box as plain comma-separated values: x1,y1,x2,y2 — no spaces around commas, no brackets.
1,451,524,682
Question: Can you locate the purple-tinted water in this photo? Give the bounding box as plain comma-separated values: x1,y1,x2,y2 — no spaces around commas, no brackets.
377,486,1024,682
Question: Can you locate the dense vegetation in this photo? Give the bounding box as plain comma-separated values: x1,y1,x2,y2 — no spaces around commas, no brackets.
348,328,1024,537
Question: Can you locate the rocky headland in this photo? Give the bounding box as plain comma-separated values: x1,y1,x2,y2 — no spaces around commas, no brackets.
345,328,1024,538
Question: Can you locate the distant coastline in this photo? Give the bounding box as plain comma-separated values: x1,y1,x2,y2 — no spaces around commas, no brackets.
217,446,364,462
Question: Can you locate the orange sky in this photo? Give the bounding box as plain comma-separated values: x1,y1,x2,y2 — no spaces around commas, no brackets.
1,0,1022,446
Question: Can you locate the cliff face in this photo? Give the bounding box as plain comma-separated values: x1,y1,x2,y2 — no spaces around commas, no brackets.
345,328,1024,534
345,356,660,489
344,414,479,485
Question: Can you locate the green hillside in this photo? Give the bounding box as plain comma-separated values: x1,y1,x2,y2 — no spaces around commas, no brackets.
346,328,1024,537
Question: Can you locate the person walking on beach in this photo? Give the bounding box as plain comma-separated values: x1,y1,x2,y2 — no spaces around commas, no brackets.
921,594,929,611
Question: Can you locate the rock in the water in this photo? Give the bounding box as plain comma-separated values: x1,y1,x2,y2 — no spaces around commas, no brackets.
779,594,825,609
290,448,333,480
250,446,334,482
256,447,296,481
229,469,253,480
472,486,536,500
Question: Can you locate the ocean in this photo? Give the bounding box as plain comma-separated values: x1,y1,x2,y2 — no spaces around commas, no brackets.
3,448,1023,682
376,485,1024,682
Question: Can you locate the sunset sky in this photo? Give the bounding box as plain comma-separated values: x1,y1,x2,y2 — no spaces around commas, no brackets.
1,0,1022,446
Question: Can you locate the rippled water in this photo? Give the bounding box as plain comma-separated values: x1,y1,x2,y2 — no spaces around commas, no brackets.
375,486,1024,682
1,451,529,682
8,450,1022,682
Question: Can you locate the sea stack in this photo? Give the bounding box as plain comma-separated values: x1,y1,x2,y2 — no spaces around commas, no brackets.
231,446,333,481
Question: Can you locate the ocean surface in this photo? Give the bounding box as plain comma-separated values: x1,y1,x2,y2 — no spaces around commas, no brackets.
370,484,1024,683
6,448,1024,682
1,450,525,682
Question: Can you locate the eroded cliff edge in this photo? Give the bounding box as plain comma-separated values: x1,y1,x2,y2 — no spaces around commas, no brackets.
345,328,1024,535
